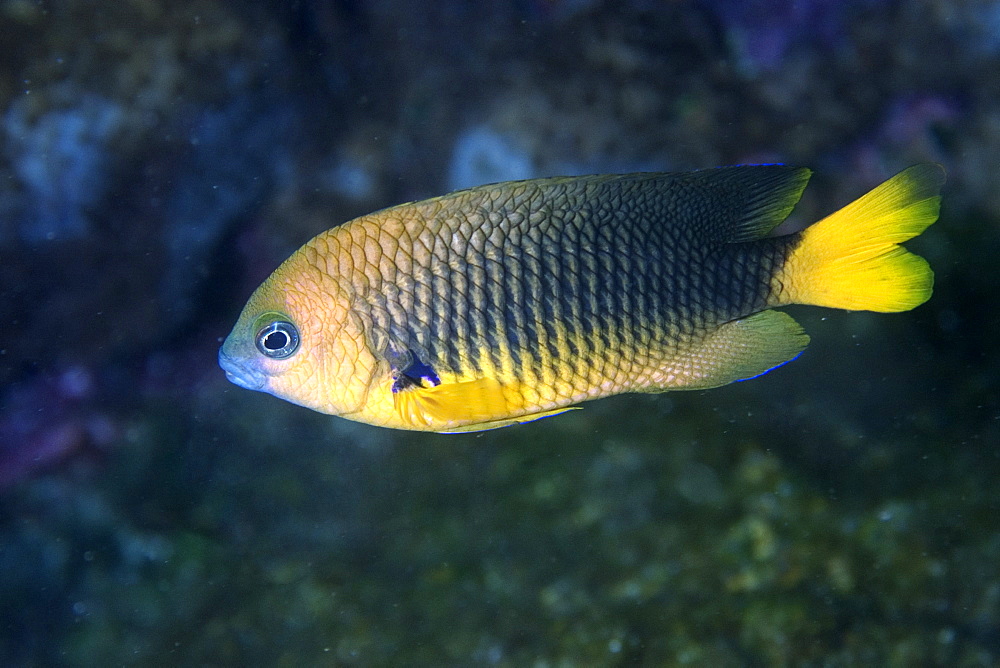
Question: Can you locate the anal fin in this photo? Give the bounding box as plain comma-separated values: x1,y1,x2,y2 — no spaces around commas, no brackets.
439,407,580,434
662,310,809,391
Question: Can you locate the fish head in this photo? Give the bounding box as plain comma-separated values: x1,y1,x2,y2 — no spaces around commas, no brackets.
218,244,379,417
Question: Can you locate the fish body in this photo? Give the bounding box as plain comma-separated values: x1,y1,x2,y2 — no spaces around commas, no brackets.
219,165,944,432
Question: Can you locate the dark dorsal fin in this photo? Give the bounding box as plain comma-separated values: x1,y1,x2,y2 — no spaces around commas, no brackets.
676,165,812,243
390,164,812,245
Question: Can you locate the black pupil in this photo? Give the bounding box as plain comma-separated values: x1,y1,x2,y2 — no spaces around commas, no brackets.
263,330,288,351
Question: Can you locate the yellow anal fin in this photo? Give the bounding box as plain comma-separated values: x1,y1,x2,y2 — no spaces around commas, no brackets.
439,407,580,434
780,164,945,313
662,310,809,391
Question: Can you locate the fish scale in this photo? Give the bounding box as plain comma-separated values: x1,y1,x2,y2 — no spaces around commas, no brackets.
367,176,784,395
220,164,944,432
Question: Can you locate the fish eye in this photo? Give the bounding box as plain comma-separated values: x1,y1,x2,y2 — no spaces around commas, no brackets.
255,320,300,359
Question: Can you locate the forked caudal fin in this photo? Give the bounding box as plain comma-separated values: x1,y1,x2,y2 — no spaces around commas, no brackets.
778,164,945,312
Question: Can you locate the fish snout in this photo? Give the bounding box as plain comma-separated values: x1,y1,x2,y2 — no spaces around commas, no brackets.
218,348,267,391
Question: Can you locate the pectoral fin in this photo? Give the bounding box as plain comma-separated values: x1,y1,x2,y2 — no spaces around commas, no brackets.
393,376,511,430
392,374,582,433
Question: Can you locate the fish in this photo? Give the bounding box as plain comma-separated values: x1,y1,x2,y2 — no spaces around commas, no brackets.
219,164,944,433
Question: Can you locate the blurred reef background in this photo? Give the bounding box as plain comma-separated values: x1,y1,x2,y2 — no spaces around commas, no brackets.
1,0,998,664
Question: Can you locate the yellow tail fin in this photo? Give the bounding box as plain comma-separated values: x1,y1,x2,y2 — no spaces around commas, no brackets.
779,164,945,312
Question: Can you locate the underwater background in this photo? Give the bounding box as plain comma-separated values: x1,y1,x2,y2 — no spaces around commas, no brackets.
0,0,997,664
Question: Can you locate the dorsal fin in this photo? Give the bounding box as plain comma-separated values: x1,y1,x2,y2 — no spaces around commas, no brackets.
681,165,812,243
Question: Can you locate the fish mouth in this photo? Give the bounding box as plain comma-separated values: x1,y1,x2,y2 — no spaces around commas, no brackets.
218,348,267,391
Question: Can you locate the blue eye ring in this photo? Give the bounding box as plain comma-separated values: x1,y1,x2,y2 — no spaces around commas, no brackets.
255,320,300,359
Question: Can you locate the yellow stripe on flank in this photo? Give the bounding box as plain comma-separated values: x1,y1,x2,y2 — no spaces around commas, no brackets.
778,164,945,313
